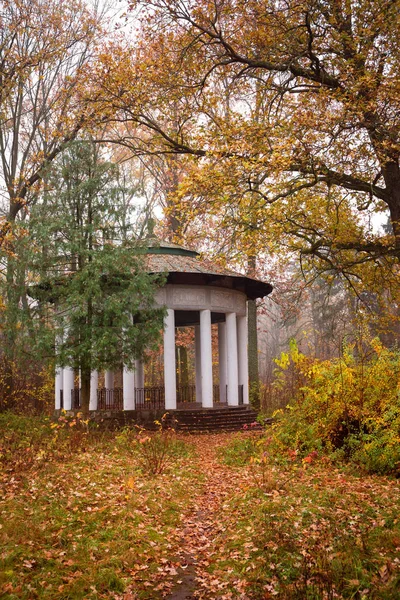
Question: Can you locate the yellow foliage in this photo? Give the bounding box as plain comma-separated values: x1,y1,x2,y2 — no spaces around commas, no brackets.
270,334,400,473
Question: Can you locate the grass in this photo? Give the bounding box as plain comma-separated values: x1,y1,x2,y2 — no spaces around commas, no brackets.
211,436,400,599
217,433,261,466
0,413,201,599
1,416,400,599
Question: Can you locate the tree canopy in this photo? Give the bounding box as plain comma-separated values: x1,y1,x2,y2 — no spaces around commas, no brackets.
93,0,400,287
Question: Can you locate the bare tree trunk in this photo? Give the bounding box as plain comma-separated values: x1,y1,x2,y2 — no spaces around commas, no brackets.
247,299,260,409
247,255,260,408
178,346,189,387
3,256,18,405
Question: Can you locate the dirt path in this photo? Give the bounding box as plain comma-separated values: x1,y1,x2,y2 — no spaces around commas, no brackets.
166,434,247,600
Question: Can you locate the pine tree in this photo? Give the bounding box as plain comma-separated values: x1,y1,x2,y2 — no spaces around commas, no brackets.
30,140,165,414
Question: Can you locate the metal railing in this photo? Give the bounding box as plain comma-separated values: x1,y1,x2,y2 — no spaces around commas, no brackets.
212,384,231,404
135,386,165,410
177,384,196,404
65,387,124,411
65,382,245,412
98,388,123,410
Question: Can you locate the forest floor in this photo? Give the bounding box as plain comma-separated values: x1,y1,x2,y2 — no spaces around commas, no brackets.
1,414,400,599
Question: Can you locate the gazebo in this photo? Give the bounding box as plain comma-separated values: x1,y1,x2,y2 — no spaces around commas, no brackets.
55,240,273,415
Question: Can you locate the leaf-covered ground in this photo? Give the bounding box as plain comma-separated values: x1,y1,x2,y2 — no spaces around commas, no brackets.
1,418,400,599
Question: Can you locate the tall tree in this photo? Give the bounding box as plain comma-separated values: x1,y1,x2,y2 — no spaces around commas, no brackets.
0,0,104,242
97,0,400,270
29,140,165,414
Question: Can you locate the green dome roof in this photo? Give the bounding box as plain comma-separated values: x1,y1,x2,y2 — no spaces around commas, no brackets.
146,238,199,258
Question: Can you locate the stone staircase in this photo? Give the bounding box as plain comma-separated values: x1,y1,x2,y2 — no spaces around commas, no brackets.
165,406,262,432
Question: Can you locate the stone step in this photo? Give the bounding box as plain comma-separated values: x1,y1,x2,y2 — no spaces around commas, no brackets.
177,423,263,432
173,417,259,427
169,412,258,422
176,419,261,428
163,406,261,432
175,413,258,422
173,408,257,415
171,406,256,415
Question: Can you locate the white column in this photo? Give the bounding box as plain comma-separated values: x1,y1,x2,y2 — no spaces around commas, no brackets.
123,367,135,410
55,367,63,410
164,308,176,410
194,325,202,404
63,368,74,411
105,371,114,390
226,312,239,405
135,360,145,389
89,371,98,411
200,309,213,408
237,315,249,405
218,322,227,403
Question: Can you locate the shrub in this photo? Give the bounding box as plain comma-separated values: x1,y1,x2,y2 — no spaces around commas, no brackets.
269,337,400,474
134,422,191,475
